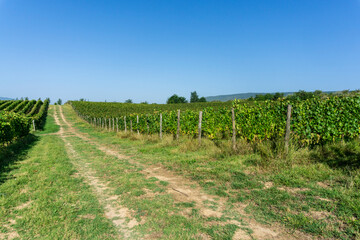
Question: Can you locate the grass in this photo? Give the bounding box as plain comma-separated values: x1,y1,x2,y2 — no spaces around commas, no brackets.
62,103,360,239
55,106,245,239
0,106,117,239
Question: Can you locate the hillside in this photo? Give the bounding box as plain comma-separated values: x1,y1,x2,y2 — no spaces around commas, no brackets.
205,92,294,102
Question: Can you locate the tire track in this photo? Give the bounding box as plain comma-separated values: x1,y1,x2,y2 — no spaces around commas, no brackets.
53,106,139,239
59,106,316,240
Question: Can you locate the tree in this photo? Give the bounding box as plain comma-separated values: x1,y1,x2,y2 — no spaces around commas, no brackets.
57,99,62,105
272,92,284,100
125,99,133,103
190,91,207,103
190,91,199,103
167,94,188,104
198,97,207,102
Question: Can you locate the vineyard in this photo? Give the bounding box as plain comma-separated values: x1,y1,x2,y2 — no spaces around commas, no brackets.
70,95,360,146
0,99,50,145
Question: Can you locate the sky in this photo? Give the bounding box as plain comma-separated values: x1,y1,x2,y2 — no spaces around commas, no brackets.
0,0,359,103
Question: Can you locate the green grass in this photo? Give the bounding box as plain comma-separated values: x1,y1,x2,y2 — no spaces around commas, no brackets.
62,104,360,239
34,106,60,135
58,123,242,239
0,106,117,239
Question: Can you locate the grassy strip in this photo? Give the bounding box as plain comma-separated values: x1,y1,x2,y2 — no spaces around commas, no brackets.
55,107,245,239
63,104,360,239
0,106,117,239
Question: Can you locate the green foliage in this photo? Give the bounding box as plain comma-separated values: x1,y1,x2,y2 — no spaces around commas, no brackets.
3,100,22,111
199,97,207,102
32,99,50,129
125,99,133,103
27,99,43,116
249,92,284,101
57,98,62,105
69,100,232,117
0,101,12,111
12,100,29,112
167,94,188,104
0,99,50,144
19,100,36,114
0,111,31,144
190,91,199,103
233,96,360,145
71,95,360,146
190,91,207,103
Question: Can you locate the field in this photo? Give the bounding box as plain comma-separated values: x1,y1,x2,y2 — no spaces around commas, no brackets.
0,99,359,239
0,99,49,145
71,96,360,145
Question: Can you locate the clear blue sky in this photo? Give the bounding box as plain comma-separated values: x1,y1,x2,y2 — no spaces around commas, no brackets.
0,0,359,103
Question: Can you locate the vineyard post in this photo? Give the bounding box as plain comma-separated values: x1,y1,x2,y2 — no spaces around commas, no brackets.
116,118,119,132
113,118,115,131
124,116,127,133
198,111,202,144
108,118,111,132
160,113,162,139
32,119,36,131
137,115,139,135
285,104,292,154
100,118,102,128
94,118,96,127
130,120,133,133
232,108,236,151
146,116,149,134
176,110,180,140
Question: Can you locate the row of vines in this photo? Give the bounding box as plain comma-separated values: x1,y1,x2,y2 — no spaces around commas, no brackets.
0,99,50,145
70,96,360,146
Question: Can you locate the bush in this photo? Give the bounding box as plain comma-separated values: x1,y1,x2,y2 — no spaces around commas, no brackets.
0,111,31,144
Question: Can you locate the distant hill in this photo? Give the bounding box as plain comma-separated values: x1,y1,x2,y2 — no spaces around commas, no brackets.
0,97,12,100
205,92,294,102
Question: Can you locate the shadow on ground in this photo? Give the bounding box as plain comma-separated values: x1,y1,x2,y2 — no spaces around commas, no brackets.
311,140,360,169
0,134,39,184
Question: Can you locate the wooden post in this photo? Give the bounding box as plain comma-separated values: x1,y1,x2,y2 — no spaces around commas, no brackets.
198,111,202,144
104,118,106,129
113,118,115,131
176,110,180,140
285,104,292,154
124,116,127,132
32,119,36,131
108,118,111,132
232,108,236,151
160,113,162,139
116,118,119,132
100,118,102,128
137,115,139,135
146,116,149,134
130,120,133,133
